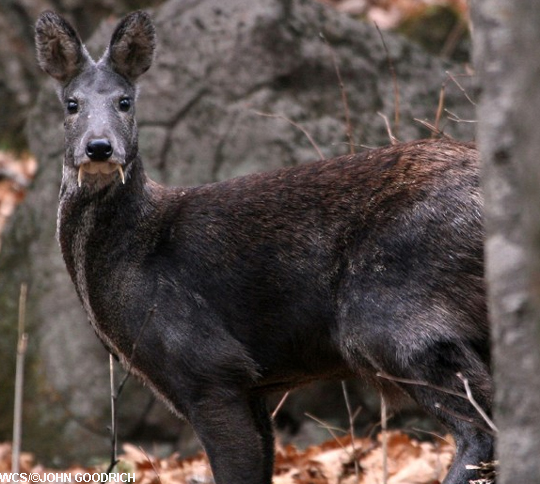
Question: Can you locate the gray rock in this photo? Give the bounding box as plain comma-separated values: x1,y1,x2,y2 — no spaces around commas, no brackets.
0,0,476,464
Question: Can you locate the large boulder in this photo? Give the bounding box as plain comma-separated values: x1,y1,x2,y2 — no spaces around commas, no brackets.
0,0,475,464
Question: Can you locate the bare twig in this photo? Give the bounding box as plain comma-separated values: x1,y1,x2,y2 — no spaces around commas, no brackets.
305,413,348,449
138,446,162,483
12,283,28,475
366,409,395,441
446,71,477,106
106,354,120,476
105,304,157,477
375,23,400,139
413,118,446,138
305,409,368,475
341,381,360,483
377,113,398,144
119,304,157,394
433,403,495,436
377,372,496,435
377,371,468,399
380,394,389,484
252,111,325,161
379,371,497,436
271,391,290,420
417,69,476,138
410,427,453,447
445,109,478,124
434,82,446,135
320,33,355,154
457,373,498,434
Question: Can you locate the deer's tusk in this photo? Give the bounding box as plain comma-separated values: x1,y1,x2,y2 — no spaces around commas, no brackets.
117,165,125,184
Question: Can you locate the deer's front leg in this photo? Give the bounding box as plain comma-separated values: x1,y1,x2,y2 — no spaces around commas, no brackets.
187,392,274,484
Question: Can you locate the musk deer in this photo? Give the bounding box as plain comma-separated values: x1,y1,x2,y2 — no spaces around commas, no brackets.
35,10,493,484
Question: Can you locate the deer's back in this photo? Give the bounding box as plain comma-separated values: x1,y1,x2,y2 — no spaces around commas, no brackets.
144,138,484,383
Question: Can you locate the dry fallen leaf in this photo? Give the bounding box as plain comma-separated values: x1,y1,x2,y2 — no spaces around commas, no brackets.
0,151,36,247
0,430,478,484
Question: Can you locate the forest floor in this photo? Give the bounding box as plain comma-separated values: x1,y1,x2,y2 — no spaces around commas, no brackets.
2,431,459,484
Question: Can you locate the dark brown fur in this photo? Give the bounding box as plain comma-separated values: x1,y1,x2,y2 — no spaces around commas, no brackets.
36,10,493,484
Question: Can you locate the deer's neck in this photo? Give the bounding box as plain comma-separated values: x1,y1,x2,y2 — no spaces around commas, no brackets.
57,157,165,353
58,158,165,263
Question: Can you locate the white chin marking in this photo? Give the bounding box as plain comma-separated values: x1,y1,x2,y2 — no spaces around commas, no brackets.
77,162,125,187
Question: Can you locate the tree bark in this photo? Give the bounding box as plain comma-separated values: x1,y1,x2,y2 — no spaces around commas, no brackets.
472,0,540,482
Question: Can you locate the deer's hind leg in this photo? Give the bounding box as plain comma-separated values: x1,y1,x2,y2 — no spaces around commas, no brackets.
338,288,493,484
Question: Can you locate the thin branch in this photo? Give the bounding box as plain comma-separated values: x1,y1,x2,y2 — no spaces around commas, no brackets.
105,304,157,477
377,112,398,145
425,70,476,136
271,391,290,420
305,409,369,475
413,118,446,137
446,71,477,106
320,33,355,154
381,394,388,484
375,23,400,139
457,372,498,434
341,381,360,484
366,409,395,441
118,304,157,395
252,111,325,161
305,413,348,448
138,446,162,483
434,403,496,436
410,427,453,447
445,109,478,124
12,283,28,475
106,354,120,476
378,371,496,437
377,371,468,399
434,81,446,135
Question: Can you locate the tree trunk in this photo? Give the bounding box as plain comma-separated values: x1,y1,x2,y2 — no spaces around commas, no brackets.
472,0,540,482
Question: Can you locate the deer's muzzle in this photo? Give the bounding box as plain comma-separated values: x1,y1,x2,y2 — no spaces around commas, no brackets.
77,162,125,187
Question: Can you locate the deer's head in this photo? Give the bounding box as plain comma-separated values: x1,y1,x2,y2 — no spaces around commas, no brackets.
35,11,156,190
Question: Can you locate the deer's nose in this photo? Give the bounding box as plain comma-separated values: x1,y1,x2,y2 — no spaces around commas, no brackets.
86,139,113,161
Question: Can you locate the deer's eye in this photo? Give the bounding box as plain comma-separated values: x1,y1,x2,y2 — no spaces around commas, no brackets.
66,99,79,114
119,97,132,112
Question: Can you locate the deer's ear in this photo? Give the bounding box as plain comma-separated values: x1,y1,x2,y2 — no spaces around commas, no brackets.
35,11,90,84
105,11,156,82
